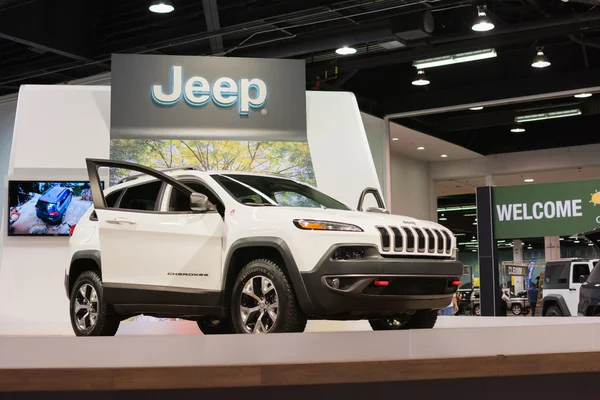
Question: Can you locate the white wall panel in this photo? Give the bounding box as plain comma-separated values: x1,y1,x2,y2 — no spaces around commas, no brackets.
390,152,435,221
0,101,16,240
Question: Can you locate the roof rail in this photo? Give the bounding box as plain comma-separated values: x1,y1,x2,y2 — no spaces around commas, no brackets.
117,166,203,184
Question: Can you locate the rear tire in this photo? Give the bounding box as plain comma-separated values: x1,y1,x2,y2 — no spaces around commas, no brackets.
69,270,120,336
511,303,522,315
230,259,307,334
197,317,234,335
369,310,438,330
545,305,563,316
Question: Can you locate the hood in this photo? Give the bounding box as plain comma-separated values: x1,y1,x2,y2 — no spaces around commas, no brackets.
254,207,450,232
582,227,600,248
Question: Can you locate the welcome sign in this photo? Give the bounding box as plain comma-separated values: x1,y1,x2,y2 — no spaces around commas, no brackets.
110,54,307,141
492,179,600,239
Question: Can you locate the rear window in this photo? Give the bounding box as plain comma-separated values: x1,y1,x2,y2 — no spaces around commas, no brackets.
544,262,570,289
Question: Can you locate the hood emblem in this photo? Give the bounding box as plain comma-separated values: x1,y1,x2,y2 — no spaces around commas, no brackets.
403,221,416,225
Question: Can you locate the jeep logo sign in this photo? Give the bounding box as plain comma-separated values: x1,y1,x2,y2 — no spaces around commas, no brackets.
150,66,268,116
110,54,306,141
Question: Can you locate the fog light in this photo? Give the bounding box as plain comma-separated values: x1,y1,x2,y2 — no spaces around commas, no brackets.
332,278,340,288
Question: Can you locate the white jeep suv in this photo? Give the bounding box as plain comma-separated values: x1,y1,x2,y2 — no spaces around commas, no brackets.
65,159,462,336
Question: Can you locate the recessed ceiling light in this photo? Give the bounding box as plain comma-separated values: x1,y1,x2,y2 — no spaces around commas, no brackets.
412,70,430,86
149,0,174,13
469,106,484,110
574,240,580,243
417,146,425,150
524,178,534,182
560,237,564,241
575,93,592,98
472,6,495,32
440,154,448,158
531,48,551,68
472,249,477,252
392,137,399,141
511,124,525,133
336,46,357,55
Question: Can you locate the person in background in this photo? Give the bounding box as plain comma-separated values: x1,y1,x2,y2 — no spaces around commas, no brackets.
528,283,539,316
439,294,459,316
500,286,509,316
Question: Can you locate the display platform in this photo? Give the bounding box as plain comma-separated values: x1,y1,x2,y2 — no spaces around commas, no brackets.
1,317,600,396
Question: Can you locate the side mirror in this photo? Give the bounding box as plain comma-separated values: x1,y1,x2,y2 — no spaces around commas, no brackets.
580,274,590,284
190,192,213,212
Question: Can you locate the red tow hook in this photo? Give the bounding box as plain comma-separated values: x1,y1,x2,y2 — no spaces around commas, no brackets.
374,280,389,286
451,280,462,286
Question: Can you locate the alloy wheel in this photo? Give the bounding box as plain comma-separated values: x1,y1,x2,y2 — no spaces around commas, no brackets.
239,276,279,333
74,283,99,331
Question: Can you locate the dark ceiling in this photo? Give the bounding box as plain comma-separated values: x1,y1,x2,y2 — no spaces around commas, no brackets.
1,0,600,155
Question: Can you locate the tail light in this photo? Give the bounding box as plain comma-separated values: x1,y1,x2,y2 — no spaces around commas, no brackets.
69,225,77,237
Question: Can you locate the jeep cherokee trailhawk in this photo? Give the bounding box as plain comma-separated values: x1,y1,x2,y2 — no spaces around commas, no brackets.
65,159,463,336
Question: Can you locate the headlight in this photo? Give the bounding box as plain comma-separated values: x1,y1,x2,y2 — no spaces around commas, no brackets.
293,219,363,232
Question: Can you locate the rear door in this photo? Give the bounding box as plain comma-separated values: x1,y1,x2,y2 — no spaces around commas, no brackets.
568,262,592,315
86,159,225,303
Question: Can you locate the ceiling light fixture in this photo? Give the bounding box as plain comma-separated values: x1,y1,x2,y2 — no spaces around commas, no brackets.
336,46,357,55
413,48,497,69
417,146,425,150
149,0,174,13
524,178,534,183
472,6,495,32
511,124,525,133
412,70,430,86
531,48,551,68
440,154,448,158
469,106,484,111
392,137,399,141
574,93,592,98
515,108,581,123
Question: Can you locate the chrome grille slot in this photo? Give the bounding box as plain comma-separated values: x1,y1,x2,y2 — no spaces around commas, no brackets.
376,226,390,251
415,228,426,252
442,230,452,252
402,227,415,251
434,229,445,253
424,228,436,253
390,227,403,251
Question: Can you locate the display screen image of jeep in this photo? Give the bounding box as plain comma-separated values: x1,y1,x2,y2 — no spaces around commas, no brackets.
8,181,102,236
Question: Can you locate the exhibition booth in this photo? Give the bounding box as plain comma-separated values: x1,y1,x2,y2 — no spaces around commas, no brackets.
1,54,600,396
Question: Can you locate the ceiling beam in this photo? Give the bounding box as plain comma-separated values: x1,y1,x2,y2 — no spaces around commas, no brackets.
202,0,224,54
0,0,99,63
383,68,600,116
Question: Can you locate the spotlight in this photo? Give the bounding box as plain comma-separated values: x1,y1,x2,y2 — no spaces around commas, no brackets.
470,106,484,111
531,48,551,68
574,93,592,98
149,0,174,13
417,146,425,150
524,178,534,183
336,46,357,55
511,124,525,133
412,70,430,86
440,154,448,158
472,6,495,32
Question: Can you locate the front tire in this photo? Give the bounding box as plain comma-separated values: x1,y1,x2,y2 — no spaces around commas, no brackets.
545,305,563,316
473,304,481,316
197,317,234,335
69,270,120,336
230,259,307,334
369,310,438,330
511,303,522,315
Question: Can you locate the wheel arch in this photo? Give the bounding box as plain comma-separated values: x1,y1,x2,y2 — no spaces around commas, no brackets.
542,294,571,316
221,237,316,314
68,250,102,297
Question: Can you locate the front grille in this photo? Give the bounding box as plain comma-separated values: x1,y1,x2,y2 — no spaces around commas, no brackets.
377,225,453,257
378,277,449,296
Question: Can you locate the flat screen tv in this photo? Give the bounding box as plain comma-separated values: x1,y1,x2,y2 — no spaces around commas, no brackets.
7,180,103,236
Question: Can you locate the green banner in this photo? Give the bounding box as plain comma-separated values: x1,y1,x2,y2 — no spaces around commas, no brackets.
492,179,600,239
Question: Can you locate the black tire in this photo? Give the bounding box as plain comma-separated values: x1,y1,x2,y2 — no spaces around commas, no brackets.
545,305,563,317
230,259,307,334
197,317,234,335
474,304,481,316
511,303,522,315
369,310,438,330
69,270,120,336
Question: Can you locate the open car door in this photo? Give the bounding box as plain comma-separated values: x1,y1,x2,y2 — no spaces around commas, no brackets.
85,159,224,299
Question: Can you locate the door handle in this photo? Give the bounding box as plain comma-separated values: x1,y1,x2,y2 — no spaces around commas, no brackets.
106,218,136,225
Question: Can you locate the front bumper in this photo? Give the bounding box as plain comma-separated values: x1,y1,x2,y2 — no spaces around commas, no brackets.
300,245,463,318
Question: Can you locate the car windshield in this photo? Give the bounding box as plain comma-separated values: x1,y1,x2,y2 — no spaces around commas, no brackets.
211,174,351,210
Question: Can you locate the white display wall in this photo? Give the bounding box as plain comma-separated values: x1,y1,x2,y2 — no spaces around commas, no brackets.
0,101,17,246
0,85,381,335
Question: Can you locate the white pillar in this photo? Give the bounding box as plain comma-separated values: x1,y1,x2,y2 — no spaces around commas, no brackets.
485,174,494,186
544,236,561,261
513,240,524,293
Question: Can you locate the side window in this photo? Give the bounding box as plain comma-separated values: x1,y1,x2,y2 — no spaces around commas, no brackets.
572,263,591,283
544,263,570,289
117,181,162,211
168,181,224,216
105,189,123,208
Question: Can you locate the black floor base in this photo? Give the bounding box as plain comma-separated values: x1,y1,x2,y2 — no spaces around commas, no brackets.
1,372,596,400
